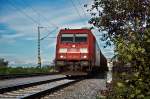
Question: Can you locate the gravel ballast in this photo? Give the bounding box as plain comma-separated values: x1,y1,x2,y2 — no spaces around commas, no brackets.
42,74,107,99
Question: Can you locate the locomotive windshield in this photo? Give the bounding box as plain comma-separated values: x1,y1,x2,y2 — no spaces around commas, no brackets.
61,34,74,42
61,34,87,43
75,34,87,42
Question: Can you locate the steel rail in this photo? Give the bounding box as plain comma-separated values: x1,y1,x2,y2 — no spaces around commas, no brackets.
0,72,59,80
0,77,82,99
0,77,66,94
21,79,82,99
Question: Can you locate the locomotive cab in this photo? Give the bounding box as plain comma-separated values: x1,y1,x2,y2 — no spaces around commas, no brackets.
57,33,89,61
55,29,107,75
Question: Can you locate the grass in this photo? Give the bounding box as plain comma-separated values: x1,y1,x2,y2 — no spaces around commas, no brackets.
0,66,55,74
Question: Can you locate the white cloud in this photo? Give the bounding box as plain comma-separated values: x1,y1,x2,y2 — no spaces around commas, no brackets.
0,0,114,66
24,37,36,41
0,33,25,44
0,3,91,41
2,33,24,39
0,30,8,33
0,52,36,66
0,37,16,44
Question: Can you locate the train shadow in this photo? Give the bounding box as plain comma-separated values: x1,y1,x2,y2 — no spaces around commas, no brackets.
86,72,106,79
66,72,106,80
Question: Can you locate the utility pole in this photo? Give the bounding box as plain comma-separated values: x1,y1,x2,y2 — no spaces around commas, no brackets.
37,26,58,68
37,26,44,68
37,26,41,67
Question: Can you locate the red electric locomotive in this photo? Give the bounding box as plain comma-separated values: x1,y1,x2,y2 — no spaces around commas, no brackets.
55,28,107,75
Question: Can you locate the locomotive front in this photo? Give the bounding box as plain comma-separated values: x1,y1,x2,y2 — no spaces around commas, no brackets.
55,29,90,75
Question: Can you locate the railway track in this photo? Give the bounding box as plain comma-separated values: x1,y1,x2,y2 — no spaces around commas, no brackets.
0,76,82,99
0,72,59,80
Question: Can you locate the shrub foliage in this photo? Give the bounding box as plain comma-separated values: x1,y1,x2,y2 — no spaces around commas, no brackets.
0,58,8,67
88,0,150,98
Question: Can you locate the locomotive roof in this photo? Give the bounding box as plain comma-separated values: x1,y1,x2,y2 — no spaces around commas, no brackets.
59,28,92,34
58,28,96,40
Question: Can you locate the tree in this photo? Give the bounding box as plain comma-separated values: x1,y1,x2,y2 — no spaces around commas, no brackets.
88,0,150,98
0,58,8,67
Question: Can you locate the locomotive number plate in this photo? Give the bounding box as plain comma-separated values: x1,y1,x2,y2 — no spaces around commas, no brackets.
68,48,78,52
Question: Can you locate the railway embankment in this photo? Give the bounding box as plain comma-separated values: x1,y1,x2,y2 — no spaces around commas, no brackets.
42,74,107,99
0,73,109,99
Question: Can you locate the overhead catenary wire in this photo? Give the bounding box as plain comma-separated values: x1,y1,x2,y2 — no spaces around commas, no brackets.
7,0,40,25
7,0,60,67
20,0,59,39
77,0,87,20
70,0,86,25
21,0,59,28
40,27,59,40
8,0,59,40
47,36,59,38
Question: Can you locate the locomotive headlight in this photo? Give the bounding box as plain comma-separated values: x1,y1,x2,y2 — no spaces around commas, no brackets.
83,55,87,58
80,48,88,53
81,55,87,59
60,55,66,58
59,48,67,53
60,55,64,58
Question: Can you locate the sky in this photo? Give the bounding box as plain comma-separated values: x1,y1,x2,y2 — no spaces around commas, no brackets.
0,0,114,67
